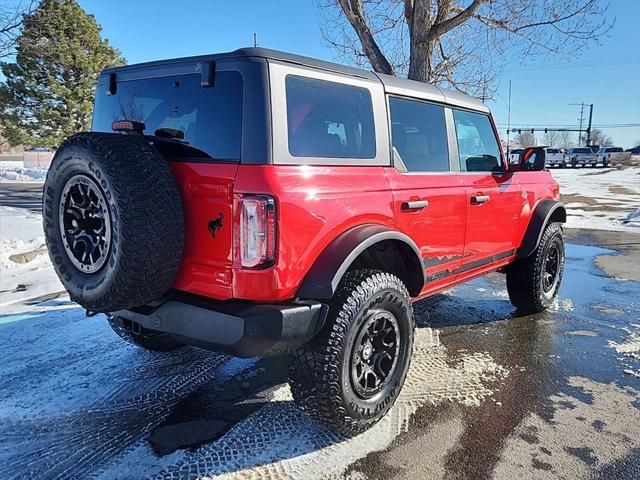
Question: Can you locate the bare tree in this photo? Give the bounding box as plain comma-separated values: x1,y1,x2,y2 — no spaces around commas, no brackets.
542,130,560,147
319,0,611,97
0,1,38,59
558,131,575,150
588,128,613,147
514,131,536,147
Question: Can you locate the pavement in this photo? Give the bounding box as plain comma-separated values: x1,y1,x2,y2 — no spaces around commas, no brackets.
0,183,639,479
0,182,44,212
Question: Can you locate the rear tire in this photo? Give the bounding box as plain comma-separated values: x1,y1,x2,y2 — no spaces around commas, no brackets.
507,223,565,314
289,270,414,437
107,315,183,352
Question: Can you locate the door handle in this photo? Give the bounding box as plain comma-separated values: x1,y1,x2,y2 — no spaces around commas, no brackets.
470,195,490,205
401,200,429,210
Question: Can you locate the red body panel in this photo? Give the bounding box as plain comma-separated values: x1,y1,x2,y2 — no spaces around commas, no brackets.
169,163,558,304
384,168,466,295
170,162,238,300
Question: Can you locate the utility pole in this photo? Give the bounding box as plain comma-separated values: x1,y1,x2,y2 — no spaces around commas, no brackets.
570,102,587,145
586,103,594,145
506,80,512,156
578,103,584,146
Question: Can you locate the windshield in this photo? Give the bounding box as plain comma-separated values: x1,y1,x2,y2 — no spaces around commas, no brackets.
93,72,243,160
573,148,591,153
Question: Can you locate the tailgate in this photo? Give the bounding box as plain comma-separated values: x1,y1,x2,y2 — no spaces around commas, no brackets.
170,162,239,300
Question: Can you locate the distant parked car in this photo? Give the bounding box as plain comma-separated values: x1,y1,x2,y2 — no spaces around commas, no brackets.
626,145,640,155
508,148,523,165
597,147,631,167
566,147,598,167
544,148,566,168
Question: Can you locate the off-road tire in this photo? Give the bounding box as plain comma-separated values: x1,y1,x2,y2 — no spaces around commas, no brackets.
43,132,184,312
507,222,565,314
107,315,183,352
289,269,414,437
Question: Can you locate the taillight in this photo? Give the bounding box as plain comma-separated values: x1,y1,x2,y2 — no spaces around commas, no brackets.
240,195,276,269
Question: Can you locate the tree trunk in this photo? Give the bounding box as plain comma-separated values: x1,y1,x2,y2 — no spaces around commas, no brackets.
408,38,434,83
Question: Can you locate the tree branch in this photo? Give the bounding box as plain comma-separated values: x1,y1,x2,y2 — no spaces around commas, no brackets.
337,0,394,74
430,0,485,39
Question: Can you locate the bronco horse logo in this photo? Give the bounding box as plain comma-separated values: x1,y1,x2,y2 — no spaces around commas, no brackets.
208,213,224,238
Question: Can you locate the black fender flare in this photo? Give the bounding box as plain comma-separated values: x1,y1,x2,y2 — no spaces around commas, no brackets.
296,224,425,300
517,199,566,259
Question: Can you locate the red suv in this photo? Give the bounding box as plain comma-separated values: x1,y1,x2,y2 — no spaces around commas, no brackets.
43,48,566,436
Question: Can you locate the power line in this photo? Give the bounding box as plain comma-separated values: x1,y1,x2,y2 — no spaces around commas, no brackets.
496,123,640,128
501,56,640,73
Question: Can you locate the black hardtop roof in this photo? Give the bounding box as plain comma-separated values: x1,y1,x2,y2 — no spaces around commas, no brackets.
101,47,378,80
100,47,487,112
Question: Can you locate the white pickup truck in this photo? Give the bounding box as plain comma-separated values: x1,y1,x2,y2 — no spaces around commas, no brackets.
597,147,631,167
544,148,567,168
567,147,598,168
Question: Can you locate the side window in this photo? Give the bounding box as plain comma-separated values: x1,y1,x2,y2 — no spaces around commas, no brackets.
389,97,449,172
285,75,375,158
453,110,503,172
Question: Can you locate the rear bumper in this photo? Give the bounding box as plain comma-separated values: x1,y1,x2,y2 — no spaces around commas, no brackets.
112,293,328,357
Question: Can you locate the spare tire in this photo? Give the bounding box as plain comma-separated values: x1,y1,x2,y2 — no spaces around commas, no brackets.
43,132,184,312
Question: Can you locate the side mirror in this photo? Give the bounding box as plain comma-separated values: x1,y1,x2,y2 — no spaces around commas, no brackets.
517,147,545,171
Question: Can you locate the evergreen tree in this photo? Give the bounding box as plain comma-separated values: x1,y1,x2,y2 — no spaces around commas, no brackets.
0,0,124,147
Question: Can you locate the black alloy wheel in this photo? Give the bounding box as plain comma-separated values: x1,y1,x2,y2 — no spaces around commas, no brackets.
351,310,401,399
59,174,112,273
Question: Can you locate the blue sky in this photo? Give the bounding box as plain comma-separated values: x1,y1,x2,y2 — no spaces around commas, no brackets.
18,0,640,147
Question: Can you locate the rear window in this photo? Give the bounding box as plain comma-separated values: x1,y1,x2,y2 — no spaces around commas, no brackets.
573,148,591,153
285,75,375,159
93,72,243,160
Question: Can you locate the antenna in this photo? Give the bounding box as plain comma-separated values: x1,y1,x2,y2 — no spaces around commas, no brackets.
253,33,258,47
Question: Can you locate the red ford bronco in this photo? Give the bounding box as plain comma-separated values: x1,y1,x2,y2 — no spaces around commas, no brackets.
43,48,566,436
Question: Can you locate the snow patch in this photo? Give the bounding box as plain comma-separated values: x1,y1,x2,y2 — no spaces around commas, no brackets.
608,326,640,360
549,298,575,312
0,160,48,183
0,206,62,311
553,166,640,232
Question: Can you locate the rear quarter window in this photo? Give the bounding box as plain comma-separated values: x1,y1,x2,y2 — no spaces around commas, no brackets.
92,72,243,160
285,75,375,159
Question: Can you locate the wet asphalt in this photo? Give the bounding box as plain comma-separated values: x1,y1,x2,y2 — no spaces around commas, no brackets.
0,182,44,212
349,236,640,479
0,179,638,478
